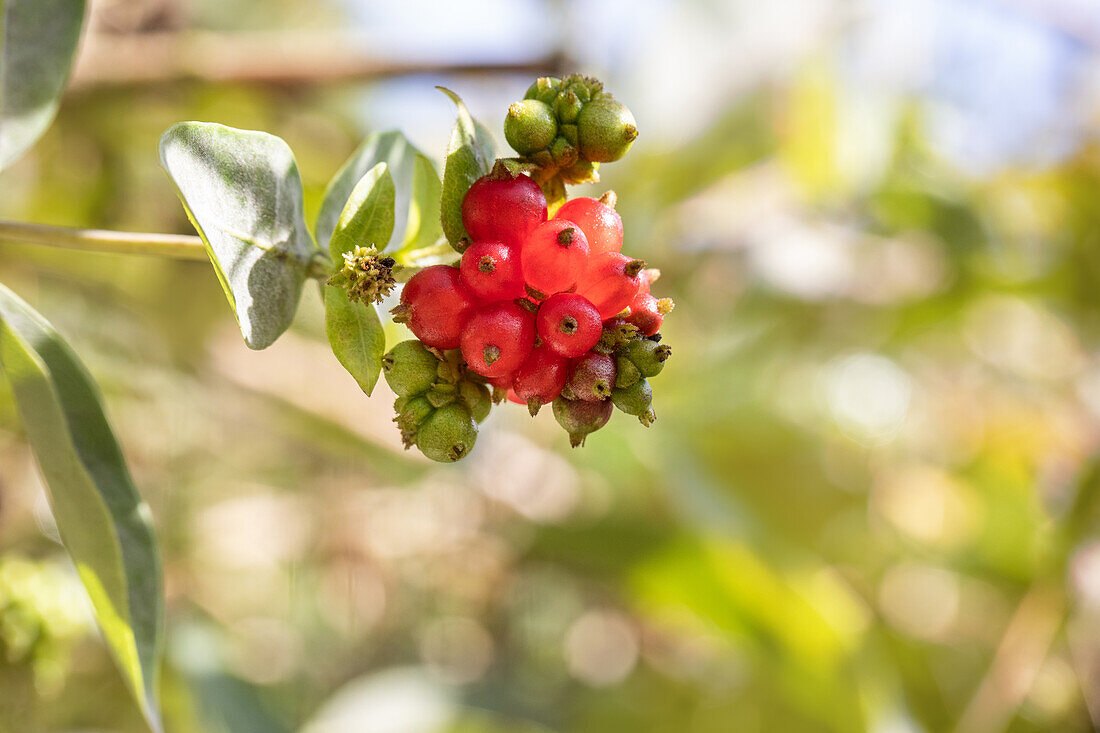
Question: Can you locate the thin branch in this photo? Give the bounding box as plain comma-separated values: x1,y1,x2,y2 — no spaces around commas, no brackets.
69,31,564,89
0,220,208,261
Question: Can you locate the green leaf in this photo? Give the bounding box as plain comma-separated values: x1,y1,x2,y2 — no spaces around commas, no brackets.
438,87,495,250
396,152,444,262
0,282,163,732
316,130,441,256
324,285,385,396
324,164,393,395
0,0,86,170
159,122,318,350
328,162,395,262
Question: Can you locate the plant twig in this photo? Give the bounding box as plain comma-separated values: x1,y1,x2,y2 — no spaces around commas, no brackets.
0,220,208,261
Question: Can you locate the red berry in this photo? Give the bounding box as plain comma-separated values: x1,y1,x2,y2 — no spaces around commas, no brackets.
575,252,646,320
397,265,477,350
555,196,623,255
513,346,570,414
565,352,617,402
462,171,547,247
460,240,524,301
626,292,662,336
536,293,602,358
521,219,590,296
506,388,526,406
460,301,536,378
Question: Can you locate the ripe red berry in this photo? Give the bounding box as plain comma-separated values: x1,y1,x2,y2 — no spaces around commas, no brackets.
396,265,477,349
521,219,590,296
626,292,662,336
460,301,536,378
536,293,602,358
460,240,524,301
462,170,547,247
575,252,646,320
555,195,623,255
565,352,617,402
513,346,570,414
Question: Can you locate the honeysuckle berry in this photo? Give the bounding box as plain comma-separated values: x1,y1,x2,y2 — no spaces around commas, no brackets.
555,193,623,255
576,252,646,320
328,245,398,305
416,403,478,463
612,377,655,426
625,292,674,337
459,381,492,423
382,340,440,396
504,99,557,155
513,345,570,415
565,351,617,402
525,76,561,105
460,301,536,378
393,265,478,350
536,293,602,358
395,395,435,447
577,99,638,163
553,395,613,448
459,240,525,301
595,317,641,354
614,354,641,389
426,382,458,408
624,338,671,378
521,219,590,295
461,164,547,247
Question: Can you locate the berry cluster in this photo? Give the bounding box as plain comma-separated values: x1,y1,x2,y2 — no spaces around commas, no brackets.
386,166,673,460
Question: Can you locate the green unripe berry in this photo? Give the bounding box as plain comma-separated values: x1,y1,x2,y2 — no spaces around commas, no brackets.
553,396,613,448
612,378,654,426
426,383,457,408
505,99,557,155
417,404,478,463
624,339,671,378
615,355,641,388
383,340,440,396
550,136,578,168
459,381,492,423
395,395,435,448
577,99,638,163
525,76,561,105
554,90,583,124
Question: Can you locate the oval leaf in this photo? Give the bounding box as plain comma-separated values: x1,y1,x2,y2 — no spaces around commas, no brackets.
324,285,385,396
324,164,394,395
0,0,86,170
0,282,163,732
159,122,317,350
438,87,495,251
316,130,441,256
329,162,395,262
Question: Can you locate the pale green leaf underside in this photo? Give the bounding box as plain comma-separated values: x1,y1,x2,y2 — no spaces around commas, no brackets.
324,285,385,396
439,87,495,248
316,130,441,257
0,282,163,732
159,122,316,350
0,0,85,170
329,162,395,262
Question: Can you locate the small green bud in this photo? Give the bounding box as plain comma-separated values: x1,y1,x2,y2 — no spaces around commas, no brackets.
505,99,558,155
560,123,579,148
553,396,613,448
550,136,579,168
559,159,599,185
383,340,440,396
554,89,584,124
327,245,398,305
525,76,561,105
615,355,641,388
624,339,671,378
459,381,492,423
395,395,435,448
417,404,478,462
577,98,638,163
426,382,458,408
612,378,653,419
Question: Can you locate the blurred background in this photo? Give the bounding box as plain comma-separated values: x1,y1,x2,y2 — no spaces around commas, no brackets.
4,0,1100,730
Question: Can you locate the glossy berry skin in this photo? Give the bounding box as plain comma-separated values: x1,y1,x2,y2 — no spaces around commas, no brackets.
513,346,570,413
536,293,602,358
553,396,613,447
626,292,663,337
521,219,590,296
400,265,478,349
575,252,646,320
555,197,623,255
462,172,547,247
565,351,617,402
460,240,524,301
460,301,536,378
